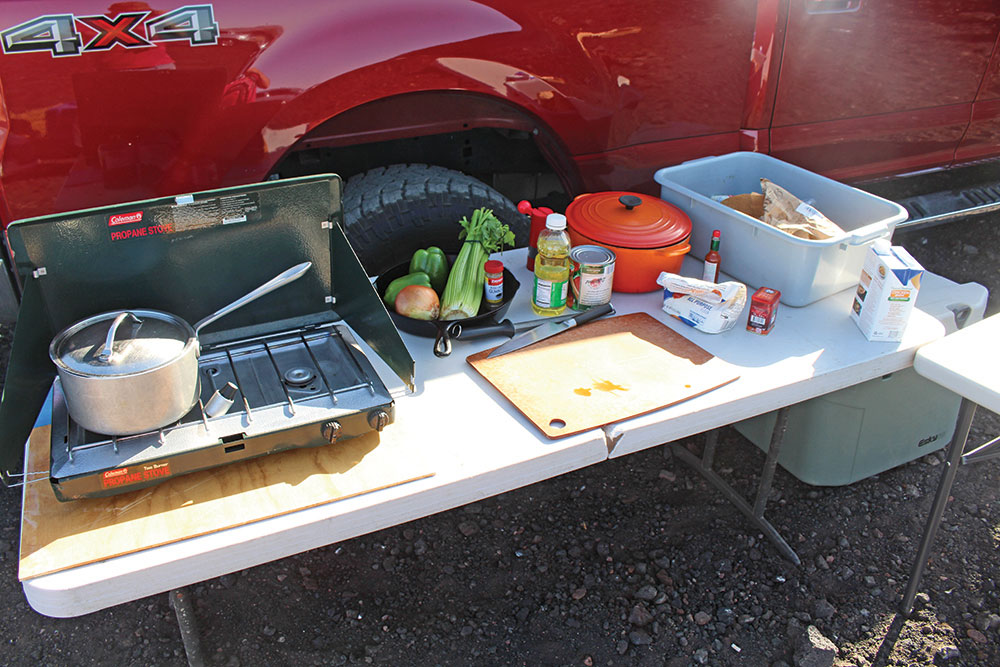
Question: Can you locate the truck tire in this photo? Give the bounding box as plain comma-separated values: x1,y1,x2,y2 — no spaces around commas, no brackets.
343,164,528,275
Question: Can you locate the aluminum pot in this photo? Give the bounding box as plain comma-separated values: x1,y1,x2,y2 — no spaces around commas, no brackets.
49,262,312,436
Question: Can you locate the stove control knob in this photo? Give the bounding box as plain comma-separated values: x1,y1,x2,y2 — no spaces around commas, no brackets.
321,420,342,443
367,409,390,432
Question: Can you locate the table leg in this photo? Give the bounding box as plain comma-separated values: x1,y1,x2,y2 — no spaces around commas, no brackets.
900,397,978,616
671,407,800,565
169,587,206,667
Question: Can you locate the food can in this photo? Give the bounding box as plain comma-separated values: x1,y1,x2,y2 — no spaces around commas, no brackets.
569,245,615,310
746,287,780,335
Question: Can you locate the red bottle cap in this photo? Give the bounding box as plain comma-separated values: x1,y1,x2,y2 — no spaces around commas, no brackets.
484,260,503,273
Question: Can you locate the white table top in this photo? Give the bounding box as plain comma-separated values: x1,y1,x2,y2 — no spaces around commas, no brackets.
21,248,978,617
914,312,1000,414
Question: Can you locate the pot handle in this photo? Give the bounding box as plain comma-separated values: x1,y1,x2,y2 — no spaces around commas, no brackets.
654,241,691,256
194,262,312,334
433,323,453,358
98,312,143,363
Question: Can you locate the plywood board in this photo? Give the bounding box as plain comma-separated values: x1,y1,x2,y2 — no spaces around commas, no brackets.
468,313,739,438
20,428,433,580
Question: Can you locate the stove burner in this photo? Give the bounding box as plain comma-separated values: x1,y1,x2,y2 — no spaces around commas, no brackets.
283,366,315,387
48,324,396,502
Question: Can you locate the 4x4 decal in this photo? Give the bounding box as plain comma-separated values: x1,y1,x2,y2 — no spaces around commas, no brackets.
0,4,218,57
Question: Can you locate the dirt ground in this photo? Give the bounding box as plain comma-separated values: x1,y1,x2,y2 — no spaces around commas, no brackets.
0,185,998,666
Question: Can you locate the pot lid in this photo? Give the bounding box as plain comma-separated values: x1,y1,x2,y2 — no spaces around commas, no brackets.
51,309,196,377
566,192,691,249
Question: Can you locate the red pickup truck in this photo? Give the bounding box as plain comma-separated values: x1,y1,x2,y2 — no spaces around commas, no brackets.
1,1,999,300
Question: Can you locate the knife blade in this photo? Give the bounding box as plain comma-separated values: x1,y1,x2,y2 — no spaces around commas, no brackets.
448,312,580,341
485,302,615,358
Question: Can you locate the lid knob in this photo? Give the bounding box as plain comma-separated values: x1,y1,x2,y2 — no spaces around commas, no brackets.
618,195,642,210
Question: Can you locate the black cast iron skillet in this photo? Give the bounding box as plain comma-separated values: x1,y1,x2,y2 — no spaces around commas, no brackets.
375,258,520,357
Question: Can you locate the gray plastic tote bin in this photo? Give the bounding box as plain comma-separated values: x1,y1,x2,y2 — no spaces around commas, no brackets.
654,152,908,306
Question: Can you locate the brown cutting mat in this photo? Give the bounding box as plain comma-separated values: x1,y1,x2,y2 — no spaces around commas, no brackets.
20,427,433,580
467,312,739,438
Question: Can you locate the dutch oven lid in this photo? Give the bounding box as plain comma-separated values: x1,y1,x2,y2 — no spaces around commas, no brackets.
50,309,197,377
566,192,691,249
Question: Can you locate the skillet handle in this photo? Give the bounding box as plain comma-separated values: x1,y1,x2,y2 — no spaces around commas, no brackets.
433,323,453,357
449,320,517,340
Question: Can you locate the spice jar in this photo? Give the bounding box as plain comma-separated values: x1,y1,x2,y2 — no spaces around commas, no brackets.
484,259,504,305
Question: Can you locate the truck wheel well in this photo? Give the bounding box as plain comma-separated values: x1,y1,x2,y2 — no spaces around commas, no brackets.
273,126,569,211
340,163,528,276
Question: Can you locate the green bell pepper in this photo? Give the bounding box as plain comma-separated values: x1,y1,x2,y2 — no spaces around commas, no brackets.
384,271,432,307
409,247,448,294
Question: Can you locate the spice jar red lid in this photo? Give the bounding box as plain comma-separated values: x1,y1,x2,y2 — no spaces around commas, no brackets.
484,260,503,273
566,192,691,249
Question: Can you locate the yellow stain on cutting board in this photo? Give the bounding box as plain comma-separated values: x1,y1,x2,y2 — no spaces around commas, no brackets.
574,379,629,396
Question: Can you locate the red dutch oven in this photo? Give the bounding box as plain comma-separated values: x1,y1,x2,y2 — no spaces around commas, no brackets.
566,192,692,292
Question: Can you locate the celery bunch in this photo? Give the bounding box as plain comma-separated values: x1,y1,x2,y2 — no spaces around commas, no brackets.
440,208,515,320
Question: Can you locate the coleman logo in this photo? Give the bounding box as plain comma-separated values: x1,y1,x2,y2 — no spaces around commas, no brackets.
109,211,143,226
100,462,172,489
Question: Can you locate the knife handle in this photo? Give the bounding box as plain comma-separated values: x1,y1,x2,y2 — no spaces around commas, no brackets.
448,320,517,340
566,302,615,327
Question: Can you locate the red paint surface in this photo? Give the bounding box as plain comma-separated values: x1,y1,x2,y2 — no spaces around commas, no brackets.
1,0,998,226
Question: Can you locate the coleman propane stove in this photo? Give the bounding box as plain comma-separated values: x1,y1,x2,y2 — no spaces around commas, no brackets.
48,322,395,501
0,175,415,501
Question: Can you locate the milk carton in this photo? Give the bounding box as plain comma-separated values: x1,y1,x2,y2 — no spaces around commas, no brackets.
850,239,924,342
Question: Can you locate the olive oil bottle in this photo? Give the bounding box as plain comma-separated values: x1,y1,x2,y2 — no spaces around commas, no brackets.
532,213,571,316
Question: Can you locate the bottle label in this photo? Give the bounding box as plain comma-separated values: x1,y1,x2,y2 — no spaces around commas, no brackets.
533,277,568,308
702,260,719,283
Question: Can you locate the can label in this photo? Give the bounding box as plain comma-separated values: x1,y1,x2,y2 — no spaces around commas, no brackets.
569,245,615,310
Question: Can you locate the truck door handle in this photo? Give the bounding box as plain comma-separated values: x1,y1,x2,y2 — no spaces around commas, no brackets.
805,0,862,14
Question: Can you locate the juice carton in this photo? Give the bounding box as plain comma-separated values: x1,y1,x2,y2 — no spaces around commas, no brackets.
850,240,923,342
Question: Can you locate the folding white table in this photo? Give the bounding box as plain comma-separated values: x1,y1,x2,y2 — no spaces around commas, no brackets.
900,312,1000,615
18,250,981,623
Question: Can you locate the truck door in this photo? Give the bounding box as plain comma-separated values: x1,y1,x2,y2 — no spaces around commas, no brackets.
768,0,1000,182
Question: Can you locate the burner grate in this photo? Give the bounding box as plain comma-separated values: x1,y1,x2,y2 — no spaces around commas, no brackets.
60,324,384,457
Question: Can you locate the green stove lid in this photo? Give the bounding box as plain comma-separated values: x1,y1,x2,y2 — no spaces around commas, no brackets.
7,176,339,338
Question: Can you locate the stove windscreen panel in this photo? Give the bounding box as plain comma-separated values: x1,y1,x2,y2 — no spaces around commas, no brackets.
6,175,340,341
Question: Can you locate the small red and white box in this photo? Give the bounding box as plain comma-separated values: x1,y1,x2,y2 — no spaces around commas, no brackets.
746,287,780,335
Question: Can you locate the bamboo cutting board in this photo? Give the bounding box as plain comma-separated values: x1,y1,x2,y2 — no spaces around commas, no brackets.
467,313,740,438
19,428,433,580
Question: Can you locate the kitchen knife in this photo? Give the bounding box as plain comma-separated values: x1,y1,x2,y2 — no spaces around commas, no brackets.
485,302,615,358
448,312,580,340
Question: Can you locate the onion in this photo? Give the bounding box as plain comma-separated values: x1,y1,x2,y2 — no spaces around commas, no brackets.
395,284,440,320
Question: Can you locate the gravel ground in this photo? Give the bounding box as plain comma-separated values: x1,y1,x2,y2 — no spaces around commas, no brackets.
0,193,998,667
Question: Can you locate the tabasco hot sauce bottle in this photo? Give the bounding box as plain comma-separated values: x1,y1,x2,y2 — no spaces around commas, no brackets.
702,230,721,283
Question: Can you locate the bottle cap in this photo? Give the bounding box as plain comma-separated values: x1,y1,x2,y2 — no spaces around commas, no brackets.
872,238,892,254
712,230,721,238
545,213,567,230
484,260,503,273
